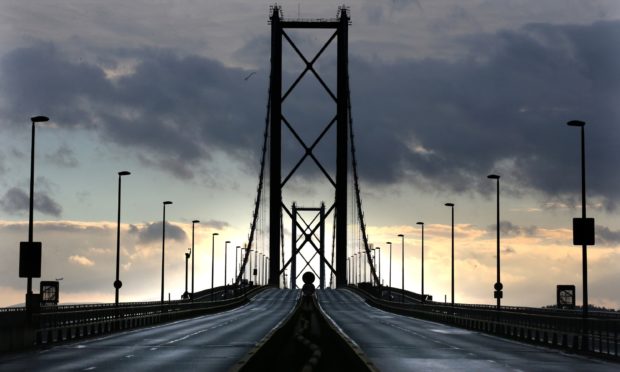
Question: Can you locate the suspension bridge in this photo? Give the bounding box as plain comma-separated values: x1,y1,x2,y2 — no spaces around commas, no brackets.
1,6,618,371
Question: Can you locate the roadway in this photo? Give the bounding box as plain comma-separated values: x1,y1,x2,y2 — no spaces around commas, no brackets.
318,289,619,371
0,288,298,372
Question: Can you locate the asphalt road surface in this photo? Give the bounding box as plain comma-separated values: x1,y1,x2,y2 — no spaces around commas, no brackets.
0,288,298,372
318,289,619,371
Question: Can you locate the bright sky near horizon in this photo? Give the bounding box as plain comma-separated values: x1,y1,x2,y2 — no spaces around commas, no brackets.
0,1,619,308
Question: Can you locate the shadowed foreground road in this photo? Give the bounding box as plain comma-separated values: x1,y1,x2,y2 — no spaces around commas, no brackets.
0,289,297,372
319,289,618,371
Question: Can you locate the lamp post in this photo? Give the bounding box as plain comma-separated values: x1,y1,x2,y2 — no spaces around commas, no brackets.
161,201,173,303
445,203,455,306
488,175,502,310
376,247,381,287
191,220,199,299
224,240,230,285
235,245,240,285
183,248,191,299
385,242,392,300
254,248,258,284
114,171,130,306
22,115,49,309
567,120,590,321
211,232,218,301
416,222,425,302
397,234,405,303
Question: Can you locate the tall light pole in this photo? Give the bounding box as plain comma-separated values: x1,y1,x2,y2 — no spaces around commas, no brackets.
114,171,130,306
22,115,49,309
445,203,455,306
397,234,405,303
224,240,230,288
386,241,392,298
567,120,591,321
211,232,219,301
235,245,240,285
183,248,191,299
376,247,381,286
254,248,258,284
488,174,502,310
416,222,425,302
161,201,173,303
191,220,199,299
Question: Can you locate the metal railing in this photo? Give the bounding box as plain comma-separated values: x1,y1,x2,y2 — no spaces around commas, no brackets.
352,285,620,359
0,285,268,352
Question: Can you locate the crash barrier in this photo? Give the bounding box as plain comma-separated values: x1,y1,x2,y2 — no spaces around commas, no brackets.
0,285,267,352
235,274,377,372
352,285,620,360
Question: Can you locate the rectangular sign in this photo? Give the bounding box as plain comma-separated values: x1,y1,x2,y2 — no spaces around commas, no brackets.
19,241,42,278
573,218,595,245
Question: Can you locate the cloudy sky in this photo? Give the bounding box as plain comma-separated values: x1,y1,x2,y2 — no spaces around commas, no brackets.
0,0,619,308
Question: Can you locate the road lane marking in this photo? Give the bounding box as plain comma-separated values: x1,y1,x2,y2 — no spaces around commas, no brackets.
83,367,96,371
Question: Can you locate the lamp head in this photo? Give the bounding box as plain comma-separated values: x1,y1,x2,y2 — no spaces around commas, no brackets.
118,171,131,176
31,115,49,123
225,240,231,244
445,203,454,207
386,241,391,245
416,222,424,225
397,234,404,238
487,174,499,180
213,232,219,236
163,201,172,205
567,120,585,127
192,219,200,224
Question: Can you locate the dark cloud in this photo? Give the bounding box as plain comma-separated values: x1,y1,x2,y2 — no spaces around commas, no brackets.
0,187,62,217
133,221,187,244
349,21,619,208
202,219,229,230
46,144,78,168
1,20,618,207
597,225,620,246
485,220,538,238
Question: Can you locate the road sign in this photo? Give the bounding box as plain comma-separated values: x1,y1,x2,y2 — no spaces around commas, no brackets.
573,218,595,245
494,290,503,299
494,282,503,291
19,242,42,278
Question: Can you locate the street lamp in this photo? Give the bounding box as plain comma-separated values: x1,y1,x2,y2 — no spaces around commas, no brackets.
416,222,425,302
445,203,455,306
567,119,592,321
397,234,405,303
386,241,392,299
224,241,230,290
488,174,502,310
114,171,130,306
211,232,219,301
191,220,200,299
183,248,191,299
376,247,381,287
235,245,240,285
22,115,49,309
161,201,173,303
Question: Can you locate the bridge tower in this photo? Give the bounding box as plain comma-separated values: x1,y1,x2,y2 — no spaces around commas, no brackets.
268,5,350,288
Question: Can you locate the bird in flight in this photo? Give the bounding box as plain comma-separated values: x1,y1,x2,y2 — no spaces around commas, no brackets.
244,71,256,81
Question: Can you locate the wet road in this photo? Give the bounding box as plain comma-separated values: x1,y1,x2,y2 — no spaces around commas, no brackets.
318,289,618,371
0,289,298,372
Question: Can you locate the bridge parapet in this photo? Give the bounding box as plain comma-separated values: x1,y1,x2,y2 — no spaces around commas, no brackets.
0,285,268,352
351,285,620,360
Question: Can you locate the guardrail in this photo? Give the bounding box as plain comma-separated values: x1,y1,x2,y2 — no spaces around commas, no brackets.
0,285,267,352
352,285,620,360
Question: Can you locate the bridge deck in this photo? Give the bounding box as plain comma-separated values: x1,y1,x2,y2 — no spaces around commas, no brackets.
0,289,297,372
318,289,618,371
